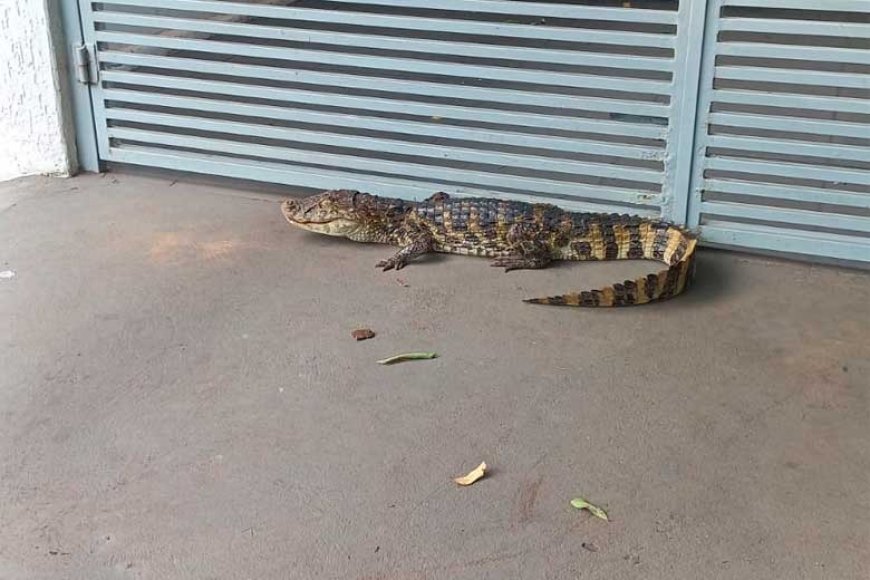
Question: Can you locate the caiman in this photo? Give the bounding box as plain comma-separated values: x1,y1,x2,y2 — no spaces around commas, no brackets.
282,190,697,307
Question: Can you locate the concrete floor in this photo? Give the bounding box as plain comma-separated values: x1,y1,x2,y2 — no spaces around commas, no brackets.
1,173,868,580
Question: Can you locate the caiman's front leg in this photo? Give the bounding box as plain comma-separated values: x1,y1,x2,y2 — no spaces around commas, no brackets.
491,222,552,272
376,233,435,271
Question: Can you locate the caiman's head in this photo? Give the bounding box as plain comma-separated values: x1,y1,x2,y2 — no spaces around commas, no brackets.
282,189,367,238
282,189,404,242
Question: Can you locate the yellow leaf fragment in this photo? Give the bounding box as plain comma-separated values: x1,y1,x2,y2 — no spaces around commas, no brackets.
453,462,487,486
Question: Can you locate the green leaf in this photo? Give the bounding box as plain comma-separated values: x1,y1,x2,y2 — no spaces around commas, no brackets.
377,352,438,365
570,497,609,522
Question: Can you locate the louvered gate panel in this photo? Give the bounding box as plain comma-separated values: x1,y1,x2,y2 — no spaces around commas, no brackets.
78,0,693,217
689,0,870,262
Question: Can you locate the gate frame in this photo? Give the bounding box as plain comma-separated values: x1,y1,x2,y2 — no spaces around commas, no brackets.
666,0,711,226
57,0,102,173
686,0,723,230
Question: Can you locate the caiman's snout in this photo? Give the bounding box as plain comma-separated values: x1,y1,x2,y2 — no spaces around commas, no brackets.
281,199,301,223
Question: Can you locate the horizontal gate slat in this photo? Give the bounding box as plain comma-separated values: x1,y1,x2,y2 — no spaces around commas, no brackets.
102,85,662,161
102,72,665,158
107,127,659,205
709,112,869,139
707,135,870,163
712,90,869,115
94,12,675,72
717,43,870,65
705,179,870,210
719,17,870,38
106,146,657,216
702,221,870,262
95,31,674,96
706,157,870,186
99,0,677,48
323,0,678,24
723,0,870,11
702,201,870,234
104,105,663,183
715,66,870,90
98,53,670,136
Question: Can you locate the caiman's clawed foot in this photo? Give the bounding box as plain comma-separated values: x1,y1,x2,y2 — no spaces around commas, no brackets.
490,256,550,272
376,234,435,272
376,256,408,271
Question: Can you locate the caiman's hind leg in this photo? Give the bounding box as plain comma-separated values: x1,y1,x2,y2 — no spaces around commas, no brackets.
376,234,435,271
490,223,552,272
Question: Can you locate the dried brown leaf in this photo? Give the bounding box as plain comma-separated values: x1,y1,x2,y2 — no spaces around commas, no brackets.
351,328,376,341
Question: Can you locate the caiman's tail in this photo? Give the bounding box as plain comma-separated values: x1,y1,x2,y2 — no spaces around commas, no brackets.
524,221,697,307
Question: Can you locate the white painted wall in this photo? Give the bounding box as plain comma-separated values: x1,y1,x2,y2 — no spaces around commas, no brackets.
0,0,74,182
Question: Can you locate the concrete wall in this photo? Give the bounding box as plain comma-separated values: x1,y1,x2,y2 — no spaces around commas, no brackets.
0,0,74,182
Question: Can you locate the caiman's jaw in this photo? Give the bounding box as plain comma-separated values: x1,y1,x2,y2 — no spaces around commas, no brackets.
282,193,364,238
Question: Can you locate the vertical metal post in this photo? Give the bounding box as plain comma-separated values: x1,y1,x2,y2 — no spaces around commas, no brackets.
55,0,102,172
664,0,711,224
686,0,724,229
75,0,111,161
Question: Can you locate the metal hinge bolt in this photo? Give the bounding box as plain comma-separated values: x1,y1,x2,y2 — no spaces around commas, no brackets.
73,43,98,85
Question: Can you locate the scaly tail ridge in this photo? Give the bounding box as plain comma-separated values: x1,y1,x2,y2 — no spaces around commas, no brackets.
524,223,697,307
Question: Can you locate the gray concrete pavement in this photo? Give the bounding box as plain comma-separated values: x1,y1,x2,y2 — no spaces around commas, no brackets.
1,173,868,580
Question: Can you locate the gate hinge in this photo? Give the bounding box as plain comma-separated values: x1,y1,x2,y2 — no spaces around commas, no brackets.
73,43,98,85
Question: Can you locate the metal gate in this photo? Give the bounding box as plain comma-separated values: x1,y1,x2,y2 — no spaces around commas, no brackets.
66,0,869,262
688,0,869,262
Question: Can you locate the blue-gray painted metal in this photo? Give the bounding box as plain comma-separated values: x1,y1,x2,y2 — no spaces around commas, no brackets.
712,90,869,115
709,113,869,140
103,71,664,160
707,135,870,164
71,0,869,263
323,0,678,24
98,54,671,122
705,180,870,211
702,222,870,263
702,202,870,234
717,43,869,65
107,125,659,205
102,0,678,48
57,0,100,172
723,0,868,10
104,106,664,185
78,0,680,217
101,84,663,161
94,12,674,72
664,0,709,223
705,158,870,187
75,0,111,159
718,17,870,38
688,0,870,263
107,146,660,217
94,31,675,96
715,66,869,90
106,0,677,25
